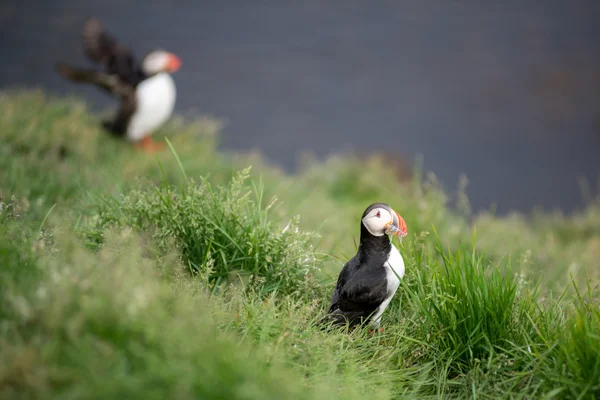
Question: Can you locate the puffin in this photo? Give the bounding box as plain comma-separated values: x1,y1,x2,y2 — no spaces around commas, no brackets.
55,17,181,152
324,203,408,332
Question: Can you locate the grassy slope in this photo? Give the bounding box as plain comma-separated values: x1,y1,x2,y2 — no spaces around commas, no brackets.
1,90,599,399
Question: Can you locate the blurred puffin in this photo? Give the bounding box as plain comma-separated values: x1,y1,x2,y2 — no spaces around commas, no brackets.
324,203,408,332
56,17,181,152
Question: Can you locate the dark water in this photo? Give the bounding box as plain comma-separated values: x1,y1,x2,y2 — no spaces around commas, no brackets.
1,1,599,213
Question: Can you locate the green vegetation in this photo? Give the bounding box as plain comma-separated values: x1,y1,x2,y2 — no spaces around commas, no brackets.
1,90,599,399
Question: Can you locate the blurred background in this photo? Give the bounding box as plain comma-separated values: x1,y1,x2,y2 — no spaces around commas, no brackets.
1,0,598,214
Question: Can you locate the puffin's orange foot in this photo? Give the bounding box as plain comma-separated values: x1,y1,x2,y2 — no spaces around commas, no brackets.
134,136,165,153
368,327,385,335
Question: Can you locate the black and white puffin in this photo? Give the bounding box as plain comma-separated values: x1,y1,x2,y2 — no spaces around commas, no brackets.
56,17,181,152
324,203,408,332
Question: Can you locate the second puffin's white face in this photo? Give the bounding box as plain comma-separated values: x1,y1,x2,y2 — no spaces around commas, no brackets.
142,51,181,75
362,207,394,237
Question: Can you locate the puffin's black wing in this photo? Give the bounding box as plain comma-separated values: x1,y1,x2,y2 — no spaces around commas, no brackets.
81,17,144,87
55,63,133,96
54,63,137,137
328,256,358,312
325,256,388,327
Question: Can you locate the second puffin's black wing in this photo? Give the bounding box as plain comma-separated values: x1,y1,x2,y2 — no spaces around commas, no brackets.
55,63,137,138
81,17,144,87
55,63,136,98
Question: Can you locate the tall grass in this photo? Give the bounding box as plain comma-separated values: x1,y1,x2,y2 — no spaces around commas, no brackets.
404,232,534,372
84,167,322,297
536,282,600,399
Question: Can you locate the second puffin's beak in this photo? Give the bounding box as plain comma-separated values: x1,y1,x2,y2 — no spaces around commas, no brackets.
391,210,408,238
166,53,182,72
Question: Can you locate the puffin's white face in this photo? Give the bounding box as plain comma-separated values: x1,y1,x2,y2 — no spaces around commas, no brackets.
142,51,181,75
362,206,408,238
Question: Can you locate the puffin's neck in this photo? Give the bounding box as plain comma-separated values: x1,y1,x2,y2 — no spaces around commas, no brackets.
357,223,391,264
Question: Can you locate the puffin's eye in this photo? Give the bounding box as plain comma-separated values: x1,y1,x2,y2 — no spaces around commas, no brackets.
376,211,381,218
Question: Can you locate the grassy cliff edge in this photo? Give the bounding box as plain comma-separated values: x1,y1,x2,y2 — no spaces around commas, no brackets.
1,91,599,399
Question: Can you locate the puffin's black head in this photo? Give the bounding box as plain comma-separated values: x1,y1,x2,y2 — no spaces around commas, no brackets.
360,203,408,239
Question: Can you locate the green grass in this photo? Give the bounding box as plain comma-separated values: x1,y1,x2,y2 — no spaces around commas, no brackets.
1,90,599,399
404,233,533,373
84,167,321,297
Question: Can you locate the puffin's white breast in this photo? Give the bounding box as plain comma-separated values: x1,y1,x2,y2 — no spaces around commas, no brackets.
127,72,176,142
370,243,405,327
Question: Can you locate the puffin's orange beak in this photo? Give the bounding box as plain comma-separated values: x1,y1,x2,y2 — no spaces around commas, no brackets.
393,211,408,237
166,53,181,72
